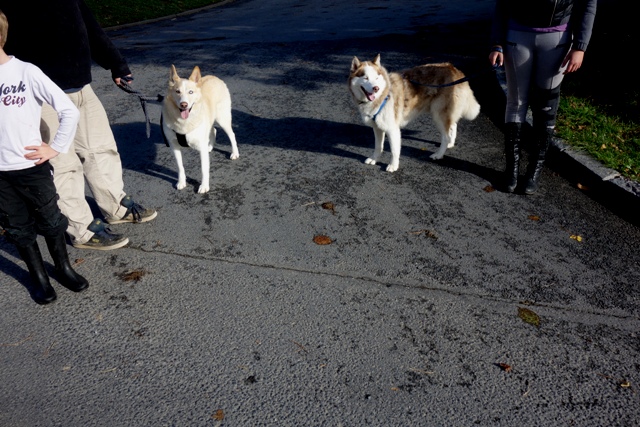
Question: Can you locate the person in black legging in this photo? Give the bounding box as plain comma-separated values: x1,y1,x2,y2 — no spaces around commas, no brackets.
489,0,597,194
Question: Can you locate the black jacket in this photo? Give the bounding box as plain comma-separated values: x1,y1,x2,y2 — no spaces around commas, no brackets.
511,0,577,28
490,0,597,51
1,0,131,90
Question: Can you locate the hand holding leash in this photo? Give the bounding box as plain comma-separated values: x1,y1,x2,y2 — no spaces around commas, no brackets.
489,45,504,68
115,75,164,139
115,74,134,88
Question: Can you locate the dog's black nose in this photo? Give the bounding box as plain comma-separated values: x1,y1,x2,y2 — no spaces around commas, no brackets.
180,102,188,110
373,86,379,93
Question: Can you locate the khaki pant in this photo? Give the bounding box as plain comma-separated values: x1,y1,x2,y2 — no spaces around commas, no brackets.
41,85,128,244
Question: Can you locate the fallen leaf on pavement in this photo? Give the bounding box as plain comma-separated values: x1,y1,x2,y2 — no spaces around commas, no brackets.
518,307,540,327
483,185,496,193
409,229,438,240
116,269,148,282
212,409,225,421
598,374,635,391
569,235,583,242
313,235,333,245
321,202,336,214
528,215,540,221
497,363,512,372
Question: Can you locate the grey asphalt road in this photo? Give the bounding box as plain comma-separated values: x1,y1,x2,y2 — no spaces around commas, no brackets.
1,1,639,426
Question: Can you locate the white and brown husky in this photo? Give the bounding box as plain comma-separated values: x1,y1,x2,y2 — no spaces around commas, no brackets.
161,65,240,194
349,55,480,172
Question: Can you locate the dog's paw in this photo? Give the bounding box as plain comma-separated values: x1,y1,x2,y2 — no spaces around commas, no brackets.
197,184,210,194
385,164,398,172
176,181,187,190
447,142,455,148
364,158,377,165
230,152,240,160
430,152,445,160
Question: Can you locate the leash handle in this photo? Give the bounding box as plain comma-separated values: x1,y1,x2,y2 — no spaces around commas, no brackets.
117,78,138,95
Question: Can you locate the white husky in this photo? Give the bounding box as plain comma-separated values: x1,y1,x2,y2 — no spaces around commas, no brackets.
161,65,239,194
349,54,480,172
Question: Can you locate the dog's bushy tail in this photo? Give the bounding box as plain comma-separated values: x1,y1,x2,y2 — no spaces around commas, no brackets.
462,89,481,121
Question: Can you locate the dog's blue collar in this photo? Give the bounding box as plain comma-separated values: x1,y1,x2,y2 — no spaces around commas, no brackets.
371,95,389,121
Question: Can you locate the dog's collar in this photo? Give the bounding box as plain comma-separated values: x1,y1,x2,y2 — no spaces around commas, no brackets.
371,95,389,121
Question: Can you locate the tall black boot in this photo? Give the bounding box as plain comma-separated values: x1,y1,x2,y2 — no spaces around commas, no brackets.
17,243,57,305
524,127,552,195
503,122,522,193
45,233,89,292
526,84,561,195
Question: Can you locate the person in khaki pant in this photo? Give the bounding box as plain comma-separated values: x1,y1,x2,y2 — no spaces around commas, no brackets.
1,0,157,250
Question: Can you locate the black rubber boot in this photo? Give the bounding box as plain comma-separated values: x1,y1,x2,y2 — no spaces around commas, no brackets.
524,127,552,195
45,233,89,292
503,122,522,193
17,243,57,305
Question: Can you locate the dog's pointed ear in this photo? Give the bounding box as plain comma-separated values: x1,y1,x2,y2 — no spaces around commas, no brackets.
170,64,180,84
373,54,381,66
351,57,361,73
189,66,202,83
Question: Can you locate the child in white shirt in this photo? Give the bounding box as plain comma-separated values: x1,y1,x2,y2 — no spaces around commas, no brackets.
0,9,89,304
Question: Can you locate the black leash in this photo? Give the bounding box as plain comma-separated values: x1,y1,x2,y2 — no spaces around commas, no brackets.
117,77,165,138
406,64,499,89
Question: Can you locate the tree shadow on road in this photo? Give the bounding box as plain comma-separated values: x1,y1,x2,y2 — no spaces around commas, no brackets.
111,108,503,191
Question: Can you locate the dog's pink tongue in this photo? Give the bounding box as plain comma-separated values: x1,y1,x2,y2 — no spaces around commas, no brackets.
367,93,376,102
181,110,190,120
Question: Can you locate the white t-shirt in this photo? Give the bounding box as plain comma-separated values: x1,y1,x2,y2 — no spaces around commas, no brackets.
0,56,79,171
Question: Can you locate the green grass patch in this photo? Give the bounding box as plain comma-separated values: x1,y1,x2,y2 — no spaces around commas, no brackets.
557,96,640,182
555,3,640,183
85,0,224,28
